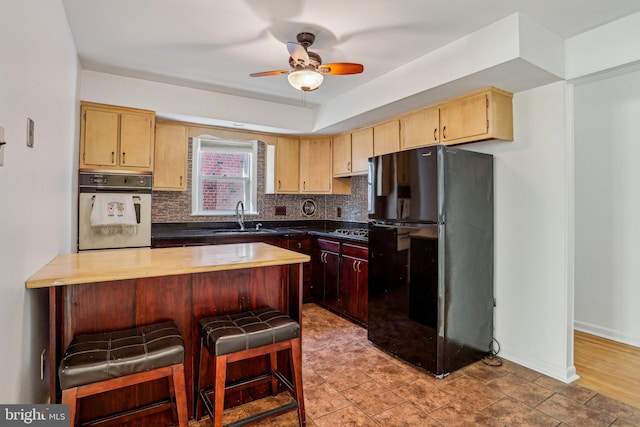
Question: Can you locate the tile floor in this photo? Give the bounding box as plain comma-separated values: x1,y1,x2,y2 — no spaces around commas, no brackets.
195,303,640,426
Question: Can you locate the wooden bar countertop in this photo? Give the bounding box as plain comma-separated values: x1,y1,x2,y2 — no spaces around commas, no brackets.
25,243,310,289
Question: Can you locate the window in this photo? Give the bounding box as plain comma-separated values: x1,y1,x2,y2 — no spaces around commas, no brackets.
191,135,258,215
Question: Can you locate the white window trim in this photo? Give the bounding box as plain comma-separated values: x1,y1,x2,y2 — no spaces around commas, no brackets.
191,135,258,216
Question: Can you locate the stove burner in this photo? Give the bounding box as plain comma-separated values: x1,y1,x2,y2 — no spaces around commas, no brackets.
333,228,369,237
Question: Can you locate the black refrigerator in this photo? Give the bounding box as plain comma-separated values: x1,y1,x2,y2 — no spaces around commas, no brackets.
367,145,494,377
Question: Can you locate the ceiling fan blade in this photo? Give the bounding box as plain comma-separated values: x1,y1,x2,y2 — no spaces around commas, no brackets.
286,42,309,66
250,70,291,77
317,63,364,75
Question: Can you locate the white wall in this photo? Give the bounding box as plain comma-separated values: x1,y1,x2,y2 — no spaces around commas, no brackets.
0,0,78,403
573,71,640,347
469,81,576,382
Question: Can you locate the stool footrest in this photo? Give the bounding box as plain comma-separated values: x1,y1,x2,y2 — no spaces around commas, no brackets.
81,400,172,427
199,389,298,427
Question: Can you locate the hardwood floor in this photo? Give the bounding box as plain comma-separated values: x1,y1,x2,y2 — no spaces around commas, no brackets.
574,330,640,409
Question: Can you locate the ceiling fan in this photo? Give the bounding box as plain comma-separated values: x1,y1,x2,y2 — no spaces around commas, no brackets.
250,32,364,92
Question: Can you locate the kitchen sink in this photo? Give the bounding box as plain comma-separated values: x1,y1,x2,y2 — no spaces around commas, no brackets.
207,228,279,234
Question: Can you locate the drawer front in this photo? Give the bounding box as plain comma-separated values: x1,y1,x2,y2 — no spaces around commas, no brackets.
288,236,312,253
342,242,368,259
315,238,340,253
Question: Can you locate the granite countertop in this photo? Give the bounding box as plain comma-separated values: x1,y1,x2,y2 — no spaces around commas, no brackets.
152,220,369,243
25,243,309,289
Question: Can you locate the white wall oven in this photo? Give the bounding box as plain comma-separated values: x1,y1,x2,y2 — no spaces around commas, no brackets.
78,172,152,251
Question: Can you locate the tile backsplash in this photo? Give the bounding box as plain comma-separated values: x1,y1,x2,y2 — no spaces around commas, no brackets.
152,139,368,223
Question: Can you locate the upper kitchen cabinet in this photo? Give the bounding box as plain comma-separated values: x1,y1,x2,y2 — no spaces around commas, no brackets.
153,121,188,191
401,107,440,150
440,87,513,145
332,128,373,177
300,137,350,194
332,133,352,176
350,128,373,175
80,102,155,172
275,136,300,193
373,120,400,156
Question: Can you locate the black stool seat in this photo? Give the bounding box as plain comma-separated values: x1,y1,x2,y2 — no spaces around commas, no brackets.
59,321,184,390
196,307,305,427
200,307,300,356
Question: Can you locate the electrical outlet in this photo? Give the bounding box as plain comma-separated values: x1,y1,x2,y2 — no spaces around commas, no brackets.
275,206,286,216
0,126,5,166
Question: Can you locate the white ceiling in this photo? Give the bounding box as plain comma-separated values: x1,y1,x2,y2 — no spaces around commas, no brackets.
62,0,640,133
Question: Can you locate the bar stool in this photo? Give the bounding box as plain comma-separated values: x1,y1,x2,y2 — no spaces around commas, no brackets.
196,307,305,427
58,321,189,427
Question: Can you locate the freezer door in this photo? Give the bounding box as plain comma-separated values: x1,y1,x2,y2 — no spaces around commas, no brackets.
368,147,438,222
367,222,442,374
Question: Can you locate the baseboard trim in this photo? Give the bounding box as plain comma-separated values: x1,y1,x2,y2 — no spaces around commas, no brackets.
574,321,640,348
498,351,579,384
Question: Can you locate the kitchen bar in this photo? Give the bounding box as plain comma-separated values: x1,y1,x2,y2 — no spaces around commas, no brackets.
25,243,309,425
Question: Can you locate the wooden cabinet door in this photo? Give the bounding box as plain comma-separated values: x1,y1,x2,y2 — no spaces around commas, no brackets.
339,255,360,319
402,108,440,150
440,93,488,143
356,258,368,324
323,250,341,311
332,134,352,176
154,122,187,191
300,137,332,193
373,120,400,156
120,112,154,169
351,128,373,175
311,248,326,303
275,137,300,193
82,108,119,167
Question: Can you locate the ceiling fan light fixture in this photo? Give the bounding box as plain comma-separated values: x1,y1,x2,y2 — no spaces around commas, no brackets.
288,69,323,92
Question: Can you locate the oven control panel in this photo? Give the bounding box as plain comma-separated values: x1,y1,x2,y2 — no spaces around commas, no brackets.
79,172,152,192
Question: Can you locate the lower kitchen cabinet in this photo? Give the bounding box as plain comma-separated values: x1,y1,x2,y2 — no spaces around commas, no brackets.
285,235,313,303
312,237,368,326
312,239,340,309
340,243,369,324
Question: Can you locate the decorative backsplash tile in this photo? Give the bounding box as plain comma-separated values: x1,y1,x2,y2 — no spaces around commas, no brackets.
152,139,369,223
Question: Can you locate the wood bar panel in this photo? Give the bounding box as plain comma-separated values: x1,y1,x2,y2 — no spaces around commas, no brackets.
34,244,308,426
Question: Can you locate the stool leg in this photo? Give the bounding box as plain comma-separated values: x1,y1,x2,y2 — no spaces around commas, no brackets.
290,338,306,426
269,351,278,395
196,337,210,421
171,364,189,427
61,388,78,427
213,354,228,427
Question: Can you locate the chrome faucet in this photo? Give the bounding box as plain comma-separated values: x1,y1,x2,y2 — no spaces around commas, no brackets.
235,201,245,230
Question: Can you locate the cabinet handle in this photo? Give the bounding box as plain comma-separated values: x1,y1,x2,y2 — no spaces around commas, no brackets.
297,242,302,249
323,252,327,263
303,181,306,190
111,151,115,164
179,176,183,186
434,128,437,141
357,261,362,273
443,126,447,139
347,161,351,171
352,260,357,271
122,152,126,164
